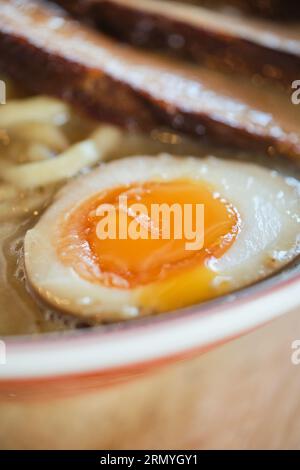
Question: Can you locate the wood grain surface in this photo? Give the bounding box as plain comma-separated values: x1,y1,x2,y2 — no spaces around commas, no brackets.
1,306,300,449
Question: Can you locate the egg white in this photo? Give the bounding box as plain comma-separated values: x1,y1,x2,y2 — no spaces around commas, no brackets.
24,155,300,321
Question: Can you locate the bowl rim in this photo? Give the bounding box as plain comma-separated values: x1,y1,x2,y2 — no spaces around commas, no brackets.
1,266,299,381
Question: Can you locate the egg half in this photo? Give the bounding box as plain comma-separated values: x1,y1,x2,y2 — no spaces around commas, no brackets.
24,155,300,322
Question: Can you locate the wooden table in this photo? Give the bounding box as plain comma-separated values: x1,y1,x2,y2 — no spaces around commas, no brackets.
1,306,300,449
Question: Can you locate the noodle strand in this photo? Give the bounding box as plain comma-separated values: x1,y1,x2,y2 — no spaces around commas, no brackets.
0,125,123,189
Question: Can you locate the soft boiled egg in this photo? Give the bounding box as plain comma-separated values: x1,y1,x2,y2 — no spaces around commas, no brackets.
24,155,300,322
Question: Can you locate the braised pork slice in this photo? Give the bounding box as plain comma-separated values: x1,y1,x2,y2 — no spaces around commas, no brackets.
55,0,300,89
168,0,300,20
0,0,300,159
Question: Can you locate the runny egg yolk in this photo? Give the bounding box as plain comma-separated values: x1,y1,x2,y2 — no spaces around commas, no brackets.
58,180,240,310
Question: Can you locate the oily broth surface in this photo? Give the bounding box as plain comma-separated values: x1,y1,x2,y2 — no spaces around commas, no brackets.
0,218,75,335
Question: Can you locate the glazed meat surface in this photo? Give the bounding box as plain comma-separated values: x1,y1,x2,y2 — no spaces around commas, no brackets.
0,0,300,158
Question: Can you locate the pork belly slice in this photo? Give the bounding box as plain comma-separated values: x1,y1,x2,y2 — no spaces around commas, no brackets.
168,0,300,20
0,0,300,159
55,0,300,89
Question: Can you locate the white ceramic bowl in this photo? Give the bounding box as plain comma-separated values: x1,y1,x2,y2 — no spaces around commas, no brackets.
1,262,299,390
0,263,299,449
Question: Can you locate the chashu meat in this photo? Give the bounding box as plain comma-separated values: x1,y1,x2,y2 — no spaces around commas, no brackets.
55,0,300,89
168,0,300,20
0,0,300,159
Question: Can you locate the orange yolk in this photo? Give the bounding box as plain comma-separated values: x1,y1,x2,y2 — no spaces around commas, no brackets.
58,180,240,304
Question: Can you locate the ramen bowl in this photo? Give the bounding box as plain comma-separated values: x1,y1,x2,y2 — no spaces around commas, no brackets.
0,260,299,449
